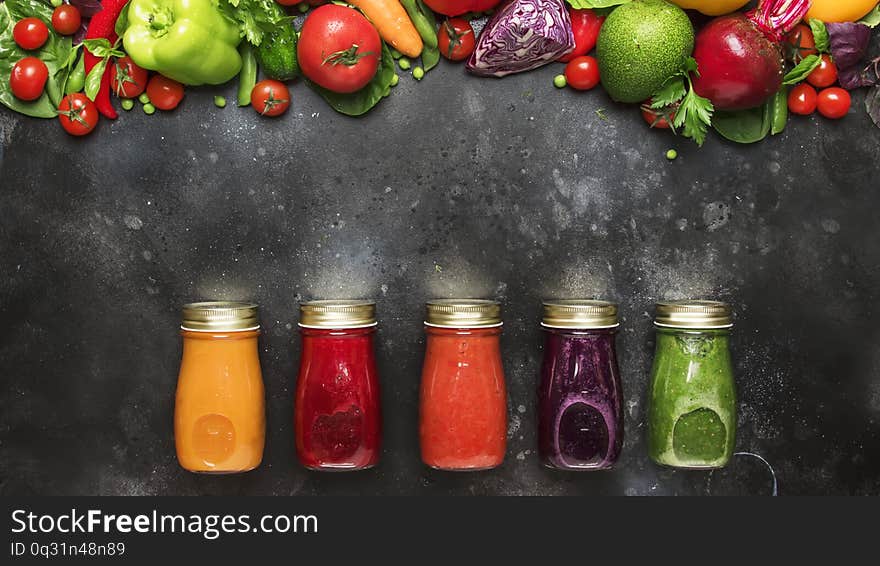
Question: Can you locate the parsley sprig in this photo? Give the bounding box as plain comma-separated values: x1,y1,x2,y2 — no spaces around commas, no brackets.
650,57,714,147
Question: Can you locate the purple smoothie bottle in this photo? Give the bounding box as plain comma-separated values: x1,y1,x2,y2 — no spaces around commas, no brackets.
537,300,624,470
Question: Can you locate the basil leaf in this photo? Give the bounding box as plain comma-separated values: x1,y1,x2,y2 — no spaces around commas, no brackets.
712,106,771,144
860,5,880,28
85,59,107,101
783,54,821,85
0,0,73,118
115,1,130,37
866,86,880,129
309,43,396,117
83,38,114,57
809,19,830,53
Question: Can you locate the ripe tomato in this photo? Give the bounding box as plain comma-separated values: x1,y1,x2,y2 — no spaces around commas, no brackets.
57,93,98,136
298,5,381,94
251,80,290,117
558,8,605,63
437,18,475,62
51,5,81,36
110,56,148,98
146,75,185,110
816,87,851,120
564,56,600,91
9,57,48,101
807,55,838,88
787,83,817,115
784,24,817,62
13,17,49,50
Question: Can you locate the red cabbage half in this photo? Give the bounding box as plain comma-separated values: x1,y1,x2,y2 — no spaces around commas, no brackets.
466,0,574,78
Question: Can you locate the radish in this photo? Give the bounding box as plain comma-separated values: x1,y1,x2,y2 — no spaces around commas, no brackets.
692,0,811,111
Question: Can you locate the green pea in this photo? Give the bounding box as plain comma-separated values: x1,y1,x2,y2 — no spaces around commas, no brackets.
138,92,150,104
412,67,424,80
214,95,227,108
298,2,309,12
121,98,135,111
553,74,567,89
390,49,402,60
666,149,678,161
143,103,156,115
398,58,411,70
390,74,399,87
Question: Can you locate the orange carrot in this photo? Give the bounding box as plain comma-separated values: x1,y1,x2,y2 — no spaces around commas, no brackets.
348,0,424,58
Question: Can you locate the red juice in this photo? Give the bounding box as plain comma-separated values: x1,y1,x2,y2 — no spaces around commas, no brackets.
294,301,381,471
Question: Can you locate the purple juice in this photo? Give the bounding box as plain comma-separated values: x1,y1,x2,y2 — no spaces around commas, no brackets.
537,320,624,470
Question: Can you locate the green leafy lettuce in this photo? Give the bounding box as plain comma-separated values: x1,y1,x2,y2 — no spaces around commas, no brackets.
309,43,397,117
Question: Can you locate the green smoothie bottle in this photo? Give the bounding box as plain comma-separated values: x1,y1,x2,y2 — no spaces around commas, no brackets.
647,301,736,469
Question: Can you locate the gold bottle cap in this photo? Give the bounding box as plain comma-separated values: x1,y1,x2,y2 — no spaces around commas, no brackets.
542,300,619,329
654,300,733,329
425,299,502,328
181,302,260,332
299,300,377,329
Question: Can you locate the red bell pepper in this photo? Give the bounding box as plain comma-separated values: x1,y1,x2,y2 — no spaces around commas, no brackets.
558,8,606,63
422,0,501,17
83,0,127,119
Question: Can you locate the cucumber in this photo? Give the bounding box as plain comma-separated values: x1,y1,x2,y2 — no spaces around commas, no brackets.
256,23,299,81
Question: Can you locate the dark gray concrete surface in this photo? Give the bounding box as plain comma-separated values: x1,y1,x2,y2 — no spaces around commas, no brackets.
1,55,879,495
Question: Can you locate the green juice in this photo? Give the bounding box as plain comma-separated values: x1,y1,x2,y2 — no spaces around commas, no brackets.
647,303,736,469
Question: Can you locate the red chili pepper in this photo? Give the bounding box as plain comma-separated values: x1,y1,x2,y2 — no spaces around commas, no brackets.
83,0,127,119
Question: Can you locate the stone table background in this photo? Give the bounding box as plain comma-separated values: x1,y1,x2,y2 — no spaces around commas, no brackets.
1,57,878,495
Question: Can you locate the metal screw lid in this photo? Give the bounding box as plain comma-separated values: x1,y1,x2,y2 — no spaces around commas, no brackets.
425,299,502,328
542,300,619,329
181,302,260,332
299,300,377,328
654,300,733,329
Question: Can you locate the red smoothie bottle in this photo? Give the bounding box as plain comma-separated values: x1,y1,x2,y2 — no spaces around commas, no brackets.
295,300,381,471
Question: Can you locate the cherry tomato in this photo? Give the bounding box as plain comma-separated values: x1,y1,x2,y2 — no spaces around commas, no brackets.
251,80,290,117
564,56,600,91
51,5,81,36
437,18,475,62
807,55,838,88
9,57,48,101
787,83,817,115
145,75,185,110
816,87,851,119
785,23,817,62
57,93,98,136
110,56,148,98
13,17,49,50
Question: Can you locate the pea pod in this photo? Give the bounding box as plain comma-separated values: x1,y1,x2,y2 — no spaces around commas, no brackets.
237,43,258,107
770,88,788,136
401,0,438,50
65,54,86,95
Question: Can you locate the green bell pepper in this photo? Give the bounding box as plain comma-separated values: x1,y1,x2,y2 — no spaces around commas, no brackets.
123,0,242,86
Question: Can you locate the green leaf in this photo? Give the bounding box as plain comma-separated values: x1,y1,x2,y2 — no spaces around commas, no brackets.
676,88,714,147
712,106,770,144
82,38,123,58
565,0,630,9
85,59,107,102
651,77,686,108
309,43,397,117
783,54,822,85
115,1,130,37
859,5,880,27
808,19,830,53
0,0,73,118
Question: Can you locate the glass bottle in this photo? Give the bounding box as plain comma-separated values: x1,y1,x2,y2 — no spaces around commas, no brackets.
419,299,507,471
537,300,624,471
175,302,265,473
295,300,381,471
647,300,736,469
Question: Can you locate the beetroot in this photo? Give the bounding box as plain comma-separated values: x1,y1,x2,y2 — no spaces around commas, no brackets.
692,0,811,111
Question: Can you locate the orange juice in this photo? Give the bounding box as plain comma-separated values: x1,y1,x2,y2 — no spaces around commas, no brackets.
174,302,265,473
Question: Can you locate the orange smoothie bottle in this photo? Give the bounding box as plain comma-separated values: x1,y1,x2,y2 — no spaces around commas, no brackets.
174,302,265,473
419,300,508,471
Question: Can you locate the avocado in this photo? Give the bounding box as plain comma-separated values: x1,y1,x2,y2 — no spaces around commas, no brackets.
597,0,695,104
256,23,299,82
